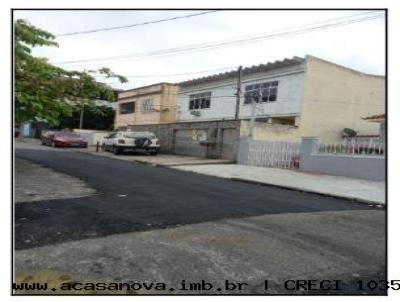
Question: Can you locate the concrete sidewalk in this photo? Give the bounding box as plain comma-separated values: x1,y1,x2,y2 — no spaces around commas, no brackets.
15,139,232,166
172,164,385,205
78,147,233,166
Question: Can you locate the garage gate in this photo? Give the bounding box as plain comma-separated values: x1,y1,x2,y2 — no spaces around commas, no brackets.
220,128,238,160
173,129,207,158
173,128,238,160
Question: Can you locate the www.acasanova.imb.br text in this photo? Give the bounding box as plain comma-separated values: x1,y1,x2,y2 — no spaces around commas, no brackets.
14,279,399,292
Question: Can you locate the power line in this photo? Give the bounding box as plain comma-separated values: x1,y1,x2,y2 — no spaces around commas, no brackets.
93,65,237,78
57,10,219,37
56,11,384,66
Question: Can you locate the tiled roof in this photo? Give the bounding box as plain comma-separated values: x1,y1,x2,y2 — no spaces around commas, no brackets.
177,56,305,87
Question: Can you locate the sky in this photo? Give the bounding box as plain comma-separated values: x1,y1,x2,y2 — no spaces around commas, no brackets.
13,10,386,90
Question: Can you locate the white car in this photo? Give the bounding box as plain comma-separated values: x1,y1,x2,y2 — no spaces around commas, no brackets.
102,131,160,155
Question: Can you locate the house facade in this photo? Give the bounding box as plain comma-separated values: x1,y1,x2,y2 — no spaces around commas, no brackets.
114,83,178,129
176,55,385,143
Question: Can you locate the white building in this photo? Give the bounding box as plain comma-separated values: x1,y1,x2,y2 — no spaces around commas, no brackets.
177,56,305,126
176,55,385,144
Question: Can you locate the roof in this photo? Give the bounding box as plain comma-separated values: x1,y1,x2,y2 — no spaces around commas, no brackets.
119,82,175,94
177,56,305,87
362,113,386,122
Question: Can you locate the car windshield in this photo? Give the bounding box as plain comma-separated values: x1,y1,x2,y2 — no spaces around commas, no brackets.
123,132,155,138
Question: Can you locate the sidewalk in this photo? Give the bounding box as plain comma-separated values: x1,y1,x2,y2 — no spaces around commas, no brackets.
15,139,233,166
15,140,385,205
77,146,233,166
172,164,385,205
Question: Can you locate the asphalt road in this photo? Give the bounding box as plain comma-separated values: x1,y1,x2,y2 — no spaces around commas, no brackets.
14,145,386,295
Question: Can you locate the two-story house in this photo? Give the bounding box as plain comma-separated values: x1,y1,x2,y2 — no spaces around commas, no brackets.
175,55,385,159
115,83,178,129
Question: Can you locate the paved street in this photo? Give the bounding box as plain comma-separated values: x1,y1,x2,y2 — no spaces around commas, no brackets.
14,143,386,294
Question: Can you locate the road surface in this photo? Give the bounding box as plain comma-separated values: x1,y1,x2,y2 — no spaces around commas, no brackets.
14,143,386,294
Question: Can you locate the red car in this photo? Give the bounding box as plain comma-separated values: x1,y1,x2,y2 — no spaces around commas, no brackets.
41,131,88,148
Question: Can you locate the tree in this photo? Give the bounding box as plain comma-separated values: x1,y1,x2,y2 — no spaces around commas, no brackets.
58,105,116,130
14,19,127,125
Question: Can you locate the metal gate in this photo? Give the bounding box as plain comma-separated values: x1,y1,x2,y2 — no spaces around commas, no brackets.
247,140,300,169
173,129,207,158
221,128,238,160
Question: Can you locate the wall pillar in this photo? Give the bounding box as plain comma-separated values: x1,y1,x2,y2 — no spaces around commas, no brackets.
299,137,319,170
237,137,250,165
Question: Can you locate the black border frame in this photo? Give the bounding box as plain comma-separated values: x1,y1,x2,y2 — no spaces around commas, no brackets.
11,8,388,296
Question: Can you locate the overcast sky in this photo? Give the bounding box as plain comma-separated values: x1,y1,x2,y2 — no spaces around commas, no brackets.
14,10,385,90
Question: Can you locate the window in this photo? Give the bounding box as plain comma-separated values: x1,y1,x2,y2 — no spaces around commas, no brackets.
142,99,154,112
244,81,278,104
120,102,135,114
270,116,296,126
189,92,211,110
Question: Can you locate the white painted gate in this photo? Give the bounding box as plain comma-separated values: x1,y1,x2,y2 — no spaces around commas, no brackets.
247,140,300,169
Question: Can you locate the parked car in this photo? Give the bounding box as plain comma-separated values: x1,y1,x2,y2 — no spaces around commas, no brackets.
41,131,88,148
14,124,20,138
102,131,160,155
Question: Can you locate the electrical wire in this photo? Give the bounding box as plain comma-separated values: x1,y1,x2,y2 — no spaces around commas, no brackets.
56,10,219,37
55,12,384,66
93,65,237,78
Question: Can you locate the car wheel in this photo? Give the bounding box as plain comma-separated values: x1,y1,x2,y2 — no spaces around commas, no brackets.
150,150,158,156
41,140,45,145
51,141,57,148
113,146,121,155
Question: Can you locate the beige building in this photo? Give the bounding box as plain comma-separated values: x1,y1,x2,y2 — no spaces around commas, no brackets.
114,83,178,129
238,56,385,143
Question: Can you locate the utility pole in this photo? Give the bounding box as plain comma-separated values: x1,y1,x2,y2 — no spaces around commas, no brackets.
249,92,257,139
234,65,243,120
79,104,84,129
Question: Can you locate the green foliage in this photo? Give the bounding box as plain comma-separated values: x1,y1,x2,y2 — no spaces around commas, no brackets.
14,19,127,125
58,105,115,130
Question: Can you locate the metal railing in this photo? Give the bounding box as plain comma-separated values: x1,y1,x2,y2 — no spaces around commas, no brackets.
247,140,301,169
316,140,385,156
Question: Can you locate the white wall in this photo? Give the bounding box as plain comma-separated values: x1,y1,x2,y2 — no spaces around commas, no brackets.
177,66,305,122
73,129,113,145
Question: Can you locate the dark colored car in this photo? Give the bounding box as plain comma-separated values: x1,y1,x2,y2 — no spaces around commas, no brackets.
41,131,88,148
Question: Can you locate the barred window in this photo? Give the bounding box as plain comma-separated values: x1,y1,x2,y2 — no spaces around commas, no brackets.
189,92,211,110
142,99,154,112
244,81,278,104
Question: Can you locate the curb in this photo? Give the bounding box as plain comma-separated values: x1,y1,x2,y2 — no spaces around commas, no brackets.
229,177,385,208
166,166,385,208
75,149,233,167
76,149,385,208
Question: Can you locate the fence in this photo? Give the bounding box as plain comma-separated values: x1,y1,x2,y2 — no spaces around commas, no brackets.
300,137,385,181
246,139,301,169
316,140,385,156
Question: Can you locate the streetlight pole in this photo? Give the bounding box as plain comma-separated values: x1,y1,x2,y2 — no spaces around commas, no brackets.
79,104,84,129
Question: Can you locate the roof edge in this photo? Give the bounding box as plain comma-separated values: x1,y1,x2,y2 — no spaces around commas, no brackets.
177,56,305,87
305,55,385,78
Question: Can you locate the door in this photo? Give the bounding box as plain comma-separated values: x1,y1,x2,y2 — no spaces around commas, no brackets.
221,128,238,161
